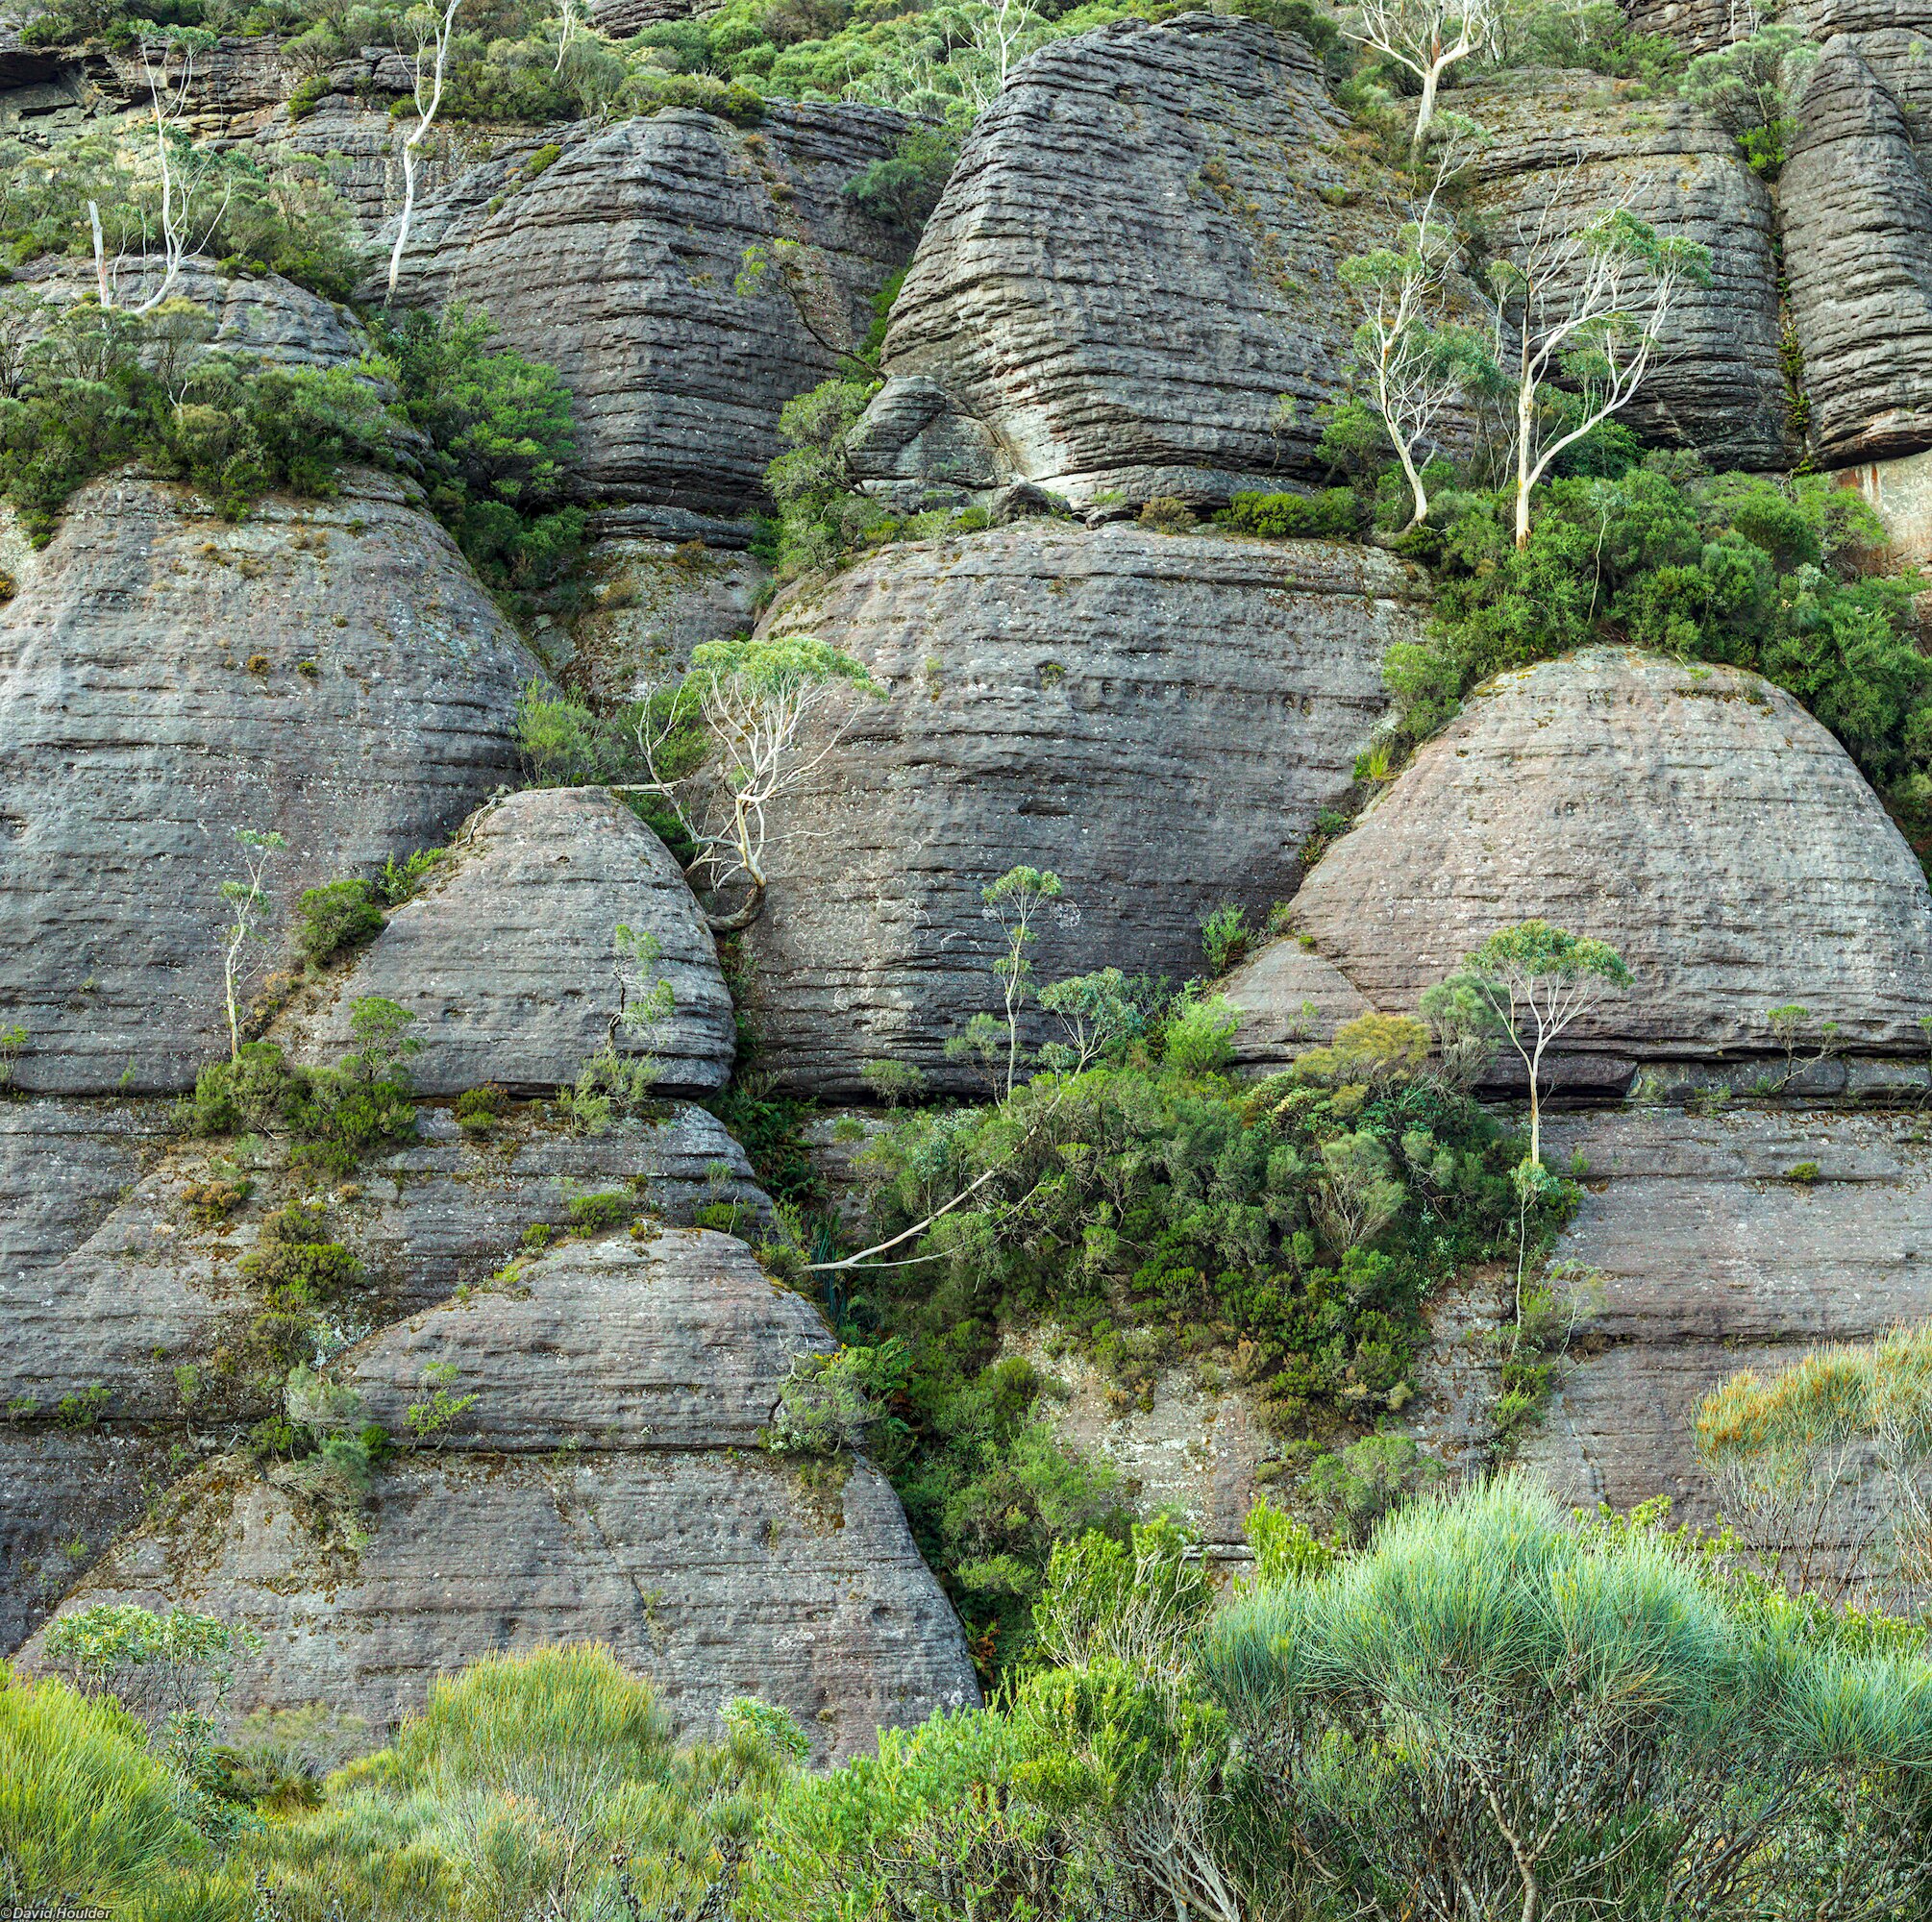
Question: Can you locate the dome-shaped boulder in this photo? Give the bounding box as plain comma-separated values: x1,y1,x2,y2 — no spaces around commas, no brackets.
290,787,735,1097
1231,648,1932,1074
741,521,1421,1096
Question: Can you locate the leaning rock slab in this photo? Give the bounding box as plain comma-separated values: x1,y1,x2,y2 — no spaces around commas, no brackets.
0,1102,767,1651
25,1230,980,1761
291,789,734,1097
0,470,541,1096
742,523,1418,1096
868,14,1377,510
1234,649,1932,1075
383,107,913,514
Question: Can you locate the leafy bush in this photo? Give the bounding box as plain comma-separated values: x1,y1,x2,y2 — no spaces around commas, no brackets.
1386,465,1932,855
0,300,393,540
291,878,383,968
371,303,585,592
766,1338,911,1455
843,126,959,228
1222,487,1361,538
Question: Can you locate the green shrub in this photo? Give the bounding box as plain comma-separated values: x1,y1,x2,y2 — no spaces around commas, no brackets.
1389,467,1932,854
843,126,958,229
1222,488,1361,538
1199,902,1250,975
565,1190,633,1234
454,1083,508,1132
292,878,383,968
369,304,584,594
0,1671,245,1911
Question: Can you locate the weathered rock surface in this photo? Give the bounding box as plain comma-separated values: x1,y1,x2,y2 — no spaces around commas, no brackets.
0,1101,768,1648
866,15,1373,510
23,258,368,375
1835,447,1932,565
864,23,1784,513
0,470,541,1095
1784,37,1932,464
338,1230,820,1450
742,523,1419,1095
382,107,913,513
1455,71,1789,471
542,521,767,702
1517,1108,1932,1540
1222,938,1373,1075
25,1230,980,1760
289,789,735,1097
1230,649,1932,1077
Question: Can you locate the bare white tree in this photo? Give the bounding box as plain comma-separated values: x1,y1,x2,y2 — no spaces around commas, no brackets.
955,0,1048,111
385,0,462,303
218,825,285,1060
1339,168,1485,531
553,0,581,72
89,42,231,314
1488,199,1712,547
621,634,880,934
1346,0,1500,149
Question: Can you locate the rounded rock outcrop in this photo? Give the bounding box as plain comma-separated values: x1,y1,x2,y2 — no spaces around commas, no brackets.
290,787,735,1097
740,521,1420,1096
1230,648,1932,1075
382,106,913,515
0,471,542,1096
23,1229,980,1762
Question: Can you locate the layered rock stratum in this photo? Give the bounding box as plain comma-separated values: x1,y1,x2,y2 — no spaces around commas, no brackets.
0,470,539,1096
290,788,736,1097
742,521,1419,1094
23,1228,981,1760
1227,649,1932,1084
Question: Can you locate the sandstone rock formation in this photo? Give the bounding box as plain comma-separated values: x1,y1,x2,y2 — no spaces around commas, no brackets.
382,107,913,513
0,1101,767,1647
1784,37,1932,465
1455,71,1790,472
25,1229,981,1761
290,788,735,1097
1227,649,1932,1081
543,516,767,701
1518,1108,1932,1540
742,522,1420,1095
859,21,1785,514
0,470,541,1096
861,15,1372,511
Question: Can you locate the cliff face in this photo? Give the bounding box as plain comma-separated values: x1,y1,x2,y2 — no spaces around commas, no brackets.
0,470,536,1096
8,0,1932,1751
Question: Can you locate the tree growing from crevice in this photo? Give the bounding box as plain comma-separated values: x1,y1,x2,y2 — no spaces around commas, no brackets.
624,634,881,933
386,0,462,303
218,826,285,1062
1488,203,1712,546
1346,0,1500,150
1429,919,1630,1167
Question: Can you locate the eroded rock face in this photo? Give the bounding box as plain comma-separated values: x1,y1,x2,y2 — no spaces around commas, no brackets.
1784,37,1932,465
0,1102,767,1647
1455,71,1789,471
866,15,1371,511
23,259,368,374
1229,649,1932,1078
1518,1108,1932,1542
382,107,912,513
742,522,1418,1096
545,521,767,702
289,789,734,1097
0,471,540,1096
24,1230,980,1760
863,23,1785,513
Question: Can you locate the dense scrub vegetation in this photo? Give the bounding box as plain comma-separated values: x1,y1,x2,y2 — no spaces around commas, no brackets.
11,1478,1929,1918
